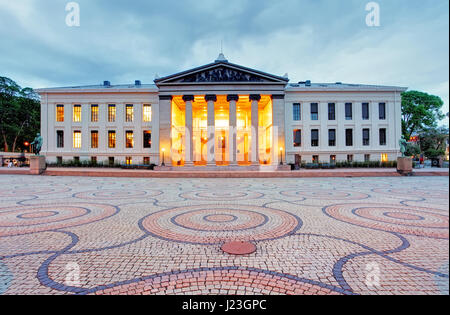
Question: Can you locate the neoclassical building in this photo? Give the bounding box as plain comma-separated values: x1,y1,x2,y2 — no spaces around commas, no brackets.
36,54,406,168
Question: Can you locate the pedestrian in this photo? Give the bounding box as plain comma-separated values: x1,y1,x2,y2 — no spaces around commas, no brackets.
8,161,13,168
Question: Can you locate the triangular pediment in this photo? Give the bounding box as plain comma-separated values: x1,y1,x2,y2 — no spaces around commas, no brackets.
155,61,289,85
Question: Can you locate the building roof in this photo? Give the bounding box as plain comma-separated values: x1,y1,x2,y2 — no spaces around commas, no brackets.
286,81,408,92
35,83,158,93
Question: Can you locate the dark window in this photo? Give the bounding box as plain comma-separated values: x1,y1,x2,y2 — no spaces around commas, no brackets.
312,155,319,163
345,103,353,120
293,103,301,121
347,155,353,162
74,156,80,163
330,155,336,163
328,103,336,120
311,129,319,147
91,156,97,164
364,154,371,162
362,103,370,120
379,103,386,120
57,156,63,165
57,130,64,148
143,157,150,165
328,129,336,146
346,129,353,146
379,128,387,146
310,103,318,120
144,131,152,148
363,129,370,146
108,157,115,166
293,129,302,147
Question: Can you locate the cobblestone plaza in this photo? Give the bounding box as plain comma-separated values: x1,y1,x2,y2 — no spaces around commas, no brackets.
0,175,448,295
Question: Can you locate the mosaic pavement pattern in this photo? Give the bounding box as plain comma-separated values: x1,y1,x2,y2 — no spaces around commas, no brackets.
0,175,448,295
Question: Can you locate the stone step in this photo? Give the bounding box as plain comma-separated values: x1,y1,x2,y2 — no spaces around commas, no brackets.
154,165,291,172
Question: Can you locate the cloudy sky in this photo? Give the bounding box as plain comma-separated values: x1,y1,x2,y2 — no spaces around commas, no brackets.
1,0,448,124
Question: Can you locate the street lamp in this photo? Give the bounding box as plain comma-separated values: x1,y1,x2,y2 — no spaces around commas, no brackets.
162,148,166,167
279,147,284,165
24,142,30,153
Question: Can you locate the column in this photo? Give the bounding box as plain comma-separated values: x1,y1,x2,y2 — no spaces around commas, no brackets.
250,94,261,165
272,94,286,165
159,95,172,166
228,95,239,165
183,95,194,165
205,95,217,165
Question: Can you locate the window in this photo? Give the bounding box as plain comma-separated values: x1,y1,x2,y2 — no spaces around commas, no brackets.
108,105,116,122
345,129,353,146
91,130,98,149
365,154,371,162
57,156,63,165
143,157,150,165
126,104,134,122
328,129,336,146
347,155,354,163
108,131,116,148
379,103,386,120
126,131,134,148
330,155,337,163
381,154,388,162
56,105,64,122
57,130,64,148
293,129,302,147
73,105,82,122
73,131,81,149
91,156,97,164
379,128,387,146
311,129,319,147
312,155,319,164
109,157,115,166
362,103,370,120
143,104,152,122
310,103,318,120
126,157,132,165
293,103,301,121
328,103,336,120
363,129,370,146
143,131,152,148
74,156,80,163
91,105,99,122
345,103,353,120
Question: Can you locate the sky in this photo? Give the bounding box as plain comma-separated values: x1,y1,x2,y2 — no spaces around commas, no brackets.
0,0,448,125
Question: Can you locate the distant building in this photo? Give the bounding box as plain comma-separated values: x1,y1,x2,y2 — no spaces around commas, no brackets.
36,55,405,168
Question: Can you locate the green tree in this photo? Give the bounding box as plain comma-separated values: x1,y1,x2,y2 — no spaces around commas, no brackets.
0,77,40,152
419,127,449,159
404,143,421,157
401,90,444,140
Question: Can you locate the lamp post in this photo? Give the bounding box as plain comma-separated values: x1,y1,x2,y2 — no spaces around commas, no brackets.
279,147,284,165
162,148,166,167
24,142,30,153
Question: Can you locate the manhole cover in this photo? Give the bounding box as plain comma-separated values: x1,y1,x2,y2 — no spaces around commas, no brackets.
221,241,256,255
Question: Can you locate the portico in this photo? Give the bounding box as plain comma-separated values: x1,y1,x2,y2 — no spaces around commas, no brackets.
155,54,288,168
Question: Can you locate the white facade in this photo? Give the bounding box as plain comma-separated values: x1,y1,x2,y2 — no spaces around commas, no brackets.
36,57,406,167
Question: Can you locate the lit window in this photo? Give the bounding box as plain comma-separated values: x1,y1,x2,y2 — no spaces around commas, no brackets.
108,131,116,148
108,105,116,122
330,155,336,163
126,157,132,165
381,154,388,162
126,104,134,122
91,130,98,149
91,105,99,122
143,157,150,165
143,104,152,122
73,105,82,122
56,105,64,122
73,131,81,149
293,129,301,147
143,131,152,148
126,131,134,148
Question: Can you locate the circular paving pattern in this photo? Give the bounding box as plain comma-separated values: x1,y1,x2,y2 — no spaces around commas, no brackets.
372,188,449,200
0,203,119,236
73,189,162,200
180,190,263,201
141,204,302,244
0,187,71,198
280,189,369,200
324,203,449,239
193,182,252,190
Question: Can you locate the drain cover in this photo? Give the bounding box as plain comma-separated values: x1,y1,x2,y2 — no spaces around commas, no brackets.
221,241,256,255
